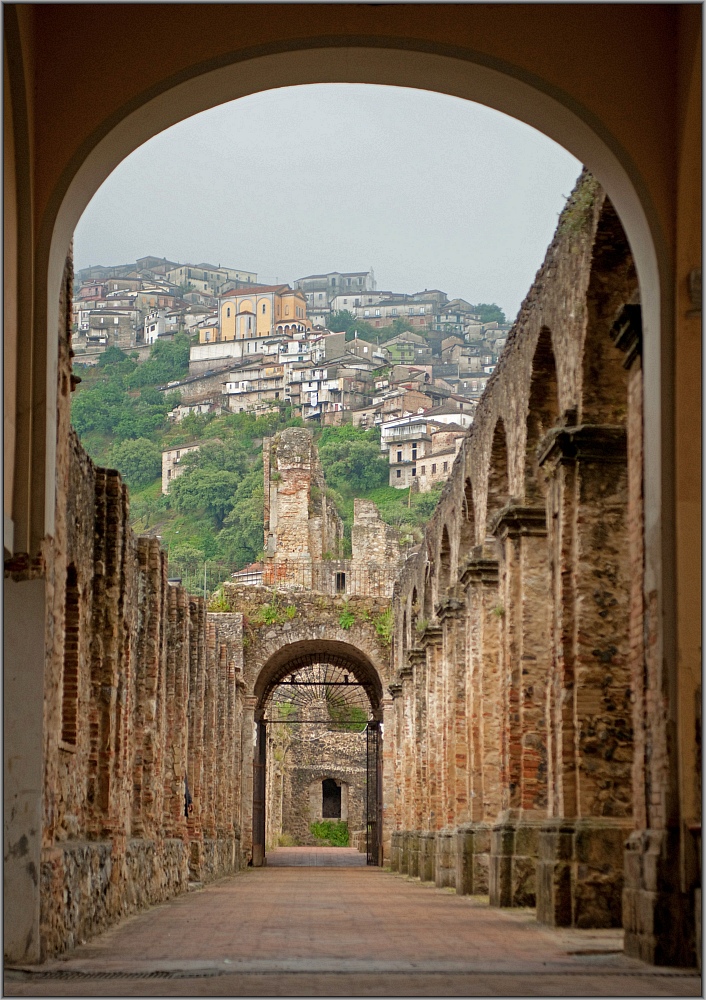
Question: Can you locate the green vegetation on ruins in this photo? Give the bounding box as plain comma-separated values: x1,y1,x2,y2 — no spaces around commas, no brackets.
71,339,444,590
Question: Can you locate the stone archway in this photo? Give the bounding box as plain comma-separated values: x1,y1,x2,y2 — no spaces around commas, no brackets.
251,636,387,867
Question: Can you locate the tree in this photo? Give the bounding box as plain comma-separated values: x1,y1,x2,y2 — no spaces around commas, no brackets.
169,468,241,529
318,427,388,496
126,333,190,388
109,437,162,490
328,310,356,334
168,542,205,578
470,303,506,324
217,468,265,569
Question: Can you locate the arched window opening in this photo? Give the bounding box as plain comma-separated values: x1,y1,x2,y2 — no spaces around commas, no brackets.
61,564,80,747
422,564,433,620
322,778,342,818
525,327,559,501
486,418,510,533
581,199,636,425
438,525,452,597
459,477,476,557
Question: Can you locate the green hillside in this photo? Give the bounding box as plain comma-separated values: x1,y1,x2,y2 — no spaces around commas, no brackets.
71,339,442,590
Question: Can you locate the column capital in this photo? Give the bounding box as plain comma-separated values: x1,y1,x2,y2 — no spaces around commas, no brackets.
538,424,627,470
419,623,443,647
435,596,466,622
407,647,426,668
489,503,547,540
388,682,403,698
460,551,499,587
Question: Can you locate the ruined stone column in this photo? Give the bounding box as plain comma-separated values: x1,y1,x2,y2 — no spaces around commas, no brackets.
186,597,206,880
201,621,218,851
241,696,257,863
163,583,190,843
455,548,499,895
536,424,633,929
409,648,427,877
388,681,403,872
381,693,396,864
436,597,468,891
489,506,549,908
418,623,445,885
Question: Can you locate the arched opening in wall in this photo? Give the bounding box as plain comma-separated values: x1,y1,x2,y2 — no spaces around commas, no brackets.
459,477,476,560
322,778,342,819
60,564,80,747
486,418,510,535
254,640,384,868
422,563,434,622
438,525,452,600
525,327,560,502
580,199,637,424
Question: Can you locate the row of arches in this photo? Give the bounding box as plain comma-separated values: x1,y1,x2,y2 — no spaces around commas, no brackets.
389,178,666,948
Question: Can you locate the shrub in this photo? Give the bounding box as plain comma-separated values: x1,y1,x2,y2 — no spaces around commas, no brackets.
310,820,349,847
339,604,356,630
373,607,393,646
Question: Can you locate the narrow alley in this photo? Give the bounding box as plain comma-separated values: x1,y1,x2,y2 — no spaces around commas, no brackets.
6,850,700,997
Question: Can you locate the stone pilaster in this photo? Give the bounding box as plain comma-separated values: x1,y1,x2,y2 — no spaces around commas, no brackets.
457,549,499,897
388,681,403,870
536,424,633,927
488,505,550,908
419,624,442,855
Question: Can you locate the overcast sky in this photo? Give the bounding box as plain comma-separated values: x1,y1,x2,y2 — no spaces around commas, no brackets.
74,84,581,323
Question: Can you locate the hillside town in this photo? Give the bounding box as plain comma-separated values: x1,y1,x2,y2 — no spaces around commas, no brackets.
73,259,509,491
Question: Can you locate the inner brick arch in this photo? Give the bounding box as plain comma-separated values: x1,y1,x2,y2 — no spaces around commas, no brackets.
580,199,637,425
486,418,510,535
459,477,477,557
437,525,452,599
254,640,385,718
410,587,419,638
525,327,560,502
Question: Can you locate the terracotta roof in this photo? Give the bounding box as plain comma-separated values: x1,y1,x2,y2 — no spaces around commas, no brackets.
220,284,291,297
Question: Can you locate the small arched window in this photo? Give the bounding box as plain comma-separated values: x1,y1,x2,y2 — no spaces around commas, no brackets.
226,307,231,318
322,778,341,819
262,303,266,314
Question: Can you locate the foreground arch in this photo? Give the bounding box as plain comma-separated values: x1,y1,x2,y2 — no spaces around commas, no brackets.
4,5,700,966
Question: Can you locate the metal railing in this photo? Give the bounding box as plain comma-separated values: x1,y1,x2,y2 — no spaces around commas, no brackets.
261,559,398,598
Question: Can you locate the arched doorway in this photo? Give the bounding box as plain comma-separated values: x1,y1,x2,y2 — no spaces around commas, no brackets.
253,641,385,867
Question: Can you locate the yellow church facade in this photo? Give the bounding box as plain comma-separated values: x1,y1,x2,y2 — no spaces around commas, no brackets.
209,284,310,343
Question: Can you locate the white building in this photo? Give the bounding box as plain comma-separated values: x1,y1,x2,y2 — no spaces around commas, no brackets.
144,309,167,344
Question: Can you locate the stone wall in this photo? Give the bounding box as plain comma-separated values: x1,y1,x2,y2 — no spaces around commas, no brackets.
22,263,248,957
266,719,367,847
37,443,247,957
386,172,697,964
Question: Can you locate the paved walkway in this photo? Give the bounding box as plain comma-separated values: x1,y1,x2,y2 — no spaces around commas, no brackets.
5,854,701,997
267,846,367,866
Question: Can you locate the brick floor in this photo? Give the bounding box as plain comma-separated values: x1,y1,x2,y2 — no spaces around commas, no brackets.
5,854,701,997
